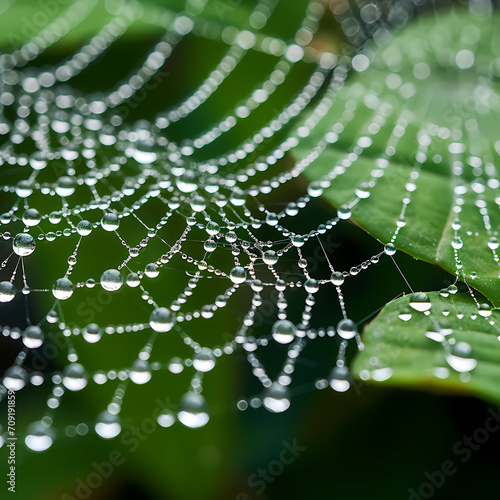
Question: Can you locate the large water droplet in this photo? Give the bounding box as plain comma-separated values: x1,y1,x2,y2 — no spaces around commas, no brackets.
150,307,176,332
384,243,396,256
55,176,76,197
76,220,92,236
0,281,16,302
328,365,351,392
263,250,278,265
3,365,27,391
336,319,357,339
409,292,431,312
83,323,101,343
263,382,291,413
229,266,247,284
25,422,53,451
178,392,210,428
193,348,215,372
271,319,296,344
13,233,36,256
331,271,344,286
95,411,121,438
445,341,477,373
22,208,41,227
101,213,120,231
52,277,74,300
100,269,123,291
62,363,88,391
23,325,44,348
129,359,152,384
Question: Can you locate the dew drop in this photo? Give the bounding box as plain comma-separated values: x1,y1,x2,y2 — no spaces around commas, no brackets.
25,422,53,451
22,208,41,227
193,348,216,372
101,213,120,231
76,220,92,236
328,365,351,392
262,382,291,413
62,363,88,391
23,325,44,348
157,409,175,428
150,307,176,332
177,392,210,428
336,318,357,339
2,365,27,391
384,243,396,256
52,277,74,300
330,271,344,286
229,266,247,284
129,359,152,384
95,411,121,438
100,269,123,291
13,233,36,256
0,281,16,302
82,323,101,343
271,319,296,344
445,341,477,373
409,292,431,312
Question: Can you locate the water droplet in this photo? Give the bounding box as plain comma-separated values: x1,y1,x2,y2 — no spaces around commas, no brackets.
129,359,152,384
229,266,247,284
25,422,53,451
0,281,16,302
2,365,27,391
193,348,215,372
206,221,220,236
263,250,278,265
176,171,198,193
398,308,412,322
337,205,351,220
126,272,140,287
478,303,492,317
409,292,431,312
451,237,463,250
336,319,357,339
55,176,76,197
488,237,499,250
22,208,41,227
62,363,88,391
204,239,217,252
76,220,92,236
23,325,44,348
262,382,290,413
328,365,351,392
384,243,396,256
13,233,36,256
100,269,123,291
178,392,210,428
52,277,74,300
95,411,121,438
304,279,319,294
101,213,120,231
290,234,305,247
83,323,101,343
330,271,344,286
445,341,477,373
271,319,296,344
157,409,175,427
150,307,176,332
266,213,279,226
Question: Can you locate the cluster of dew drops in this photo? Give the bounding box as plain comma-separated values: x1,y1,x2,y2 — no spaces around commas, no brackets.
0,0,496,453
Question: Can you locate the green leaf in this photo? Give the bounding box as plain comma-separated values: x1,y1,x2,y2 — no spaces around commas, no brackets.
351,291,500,403
299,9,500,305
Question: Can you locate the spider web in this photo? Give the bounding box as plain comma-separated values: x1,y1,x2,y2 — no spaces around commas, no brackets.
0,0,497,451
